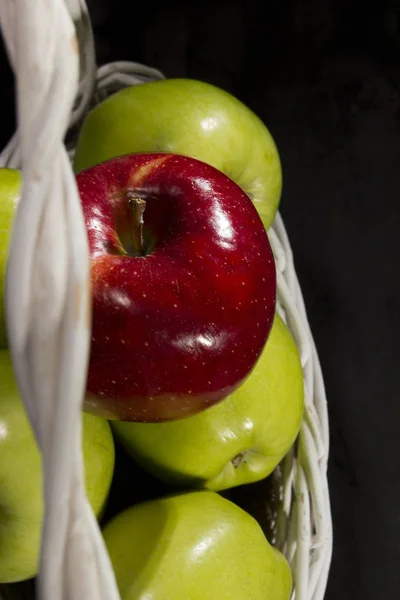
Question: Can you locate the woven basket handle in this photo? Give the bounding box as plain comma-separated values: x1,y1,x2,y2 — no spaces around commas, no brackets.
0,1,120,598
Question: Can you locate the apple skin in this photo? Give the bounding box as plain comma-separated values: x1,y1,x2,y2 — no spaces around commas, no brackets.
0,168,21,348
111,313,303,492
102,490,292,600
77,152,276,422
73,78,282,230
0,350,115,584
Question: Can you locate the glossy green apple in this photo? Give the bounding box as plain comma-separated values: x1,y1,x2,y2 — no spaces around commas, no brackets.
103,490,292,600
112,313,303,492
0,349,115,583
73,78,282,229
0,168,21,348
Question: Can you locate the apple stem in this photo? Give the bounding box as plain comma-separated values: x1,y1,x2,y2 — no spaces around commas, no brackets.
128,196,146,256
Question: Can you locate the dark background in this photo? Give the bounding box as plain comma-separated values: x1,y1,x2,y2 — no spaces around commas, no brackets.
2,0,400,598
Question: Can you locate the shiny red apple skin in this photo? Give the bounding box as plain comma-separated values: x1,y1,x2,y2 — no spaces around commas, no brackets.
77,153,276,422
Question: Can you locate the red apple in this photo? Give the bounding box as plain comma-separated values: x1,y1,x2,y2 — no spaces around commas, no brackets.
77,153,276,422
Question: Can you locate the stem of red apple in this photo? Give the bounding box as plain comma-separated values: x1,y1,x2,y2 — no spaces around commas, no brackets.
128,197,146,256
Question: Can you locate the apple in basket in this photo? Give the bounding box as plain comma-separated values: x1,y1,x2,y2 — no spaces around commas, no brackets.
0,167,21,348
0,350,115,584
112,313,304,491
73,78,282,230
102,490,292,600
76,152,276,422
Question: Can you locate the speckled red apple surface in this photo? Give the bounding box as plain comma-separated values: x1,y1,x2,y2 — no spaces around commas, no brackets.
77,153,276,422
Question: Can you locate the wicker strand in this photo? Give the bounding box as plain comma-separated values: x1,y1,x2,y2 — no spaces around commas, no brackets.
269,217,332,599
0,2,119,599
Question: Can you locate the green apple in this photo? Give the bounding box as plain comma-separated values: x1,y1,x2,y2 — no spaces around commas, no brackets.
0,168,21,348
0,349,115,583
73,78,282,229
102,490,292,600
111,313,303,492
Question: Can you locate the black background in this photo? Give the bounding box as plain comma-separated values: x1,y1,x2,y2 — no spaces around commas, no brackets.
1,1,400,598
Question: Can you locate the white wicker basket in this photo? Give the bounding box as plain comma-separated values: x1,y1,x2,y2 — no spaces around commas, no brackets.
0,1,332,599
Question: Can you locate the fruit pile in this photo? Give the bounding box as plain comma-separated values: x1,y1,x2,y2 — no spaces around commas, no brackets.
0,79,304,599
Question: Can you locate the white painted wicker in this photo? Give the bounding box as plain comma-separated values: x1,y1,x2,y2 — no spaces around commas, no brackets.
0,1,332,599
